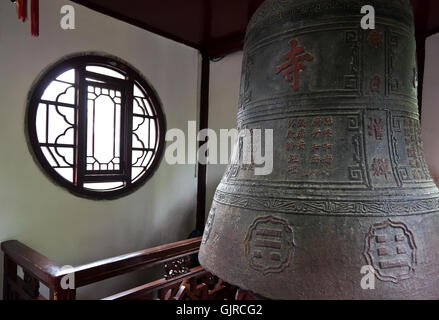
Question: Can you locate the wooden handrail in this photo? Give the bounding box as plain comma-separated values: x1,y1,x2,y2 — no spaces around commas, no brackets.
61,237,202,288
2,237,202,300
1,236,254,300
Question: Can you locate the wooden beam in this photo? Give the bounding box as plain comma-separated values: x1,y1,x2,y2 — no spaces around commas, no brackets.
196,53,210,231
70,0,202,51
3,255,17,300
205,31,246,59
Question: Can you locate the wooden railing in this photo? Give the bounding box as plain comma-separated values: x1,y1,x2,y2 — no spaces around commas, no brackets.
1,237,256,300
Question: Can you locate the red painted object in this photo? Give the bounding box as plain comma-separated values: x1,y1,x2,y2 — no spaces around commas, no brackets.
30,0,39,37
16,0,27,21
14,0,38,37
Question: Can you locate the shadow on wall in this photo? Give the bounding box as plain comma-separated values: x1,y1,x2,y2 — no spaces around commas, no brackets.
75,203,197,299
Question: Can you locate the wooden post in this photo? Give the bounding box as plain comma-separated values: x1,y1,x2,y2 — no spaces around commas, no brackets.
3,255,17,300
196,53,210,232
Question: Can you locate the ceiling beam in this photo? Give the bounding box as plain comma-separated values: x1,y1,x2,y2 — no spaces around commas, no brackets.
70,0,202,51
204,31,246,59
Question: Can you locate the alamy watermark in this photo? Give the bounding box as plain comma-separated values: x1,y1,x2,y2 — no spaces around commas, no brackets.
60,5,76,30
59,265,75,290
360,265,376,290
57,4,375,31
165,121,273,176
361,5,376,30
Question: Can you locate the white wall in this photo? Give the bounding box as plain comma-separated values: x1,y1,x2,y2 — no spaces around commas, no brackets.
206,52,244,214
0,0,200,299
422,33,439,184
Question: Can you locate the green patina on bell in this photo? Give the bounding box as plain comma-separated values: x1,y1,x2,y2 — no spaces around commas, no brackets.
199,0,439,299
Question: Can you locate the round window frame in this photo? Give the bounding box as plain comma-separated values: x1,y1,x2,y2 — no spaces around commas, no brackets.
26,53,167,200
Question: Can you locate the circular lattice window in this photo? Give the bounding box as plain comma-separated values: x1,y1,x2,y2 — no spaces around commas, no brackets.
26,54,166,199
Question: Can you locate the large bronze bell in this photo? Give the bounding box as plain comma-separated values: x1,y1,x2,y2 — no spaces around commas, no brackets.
199,0,439,299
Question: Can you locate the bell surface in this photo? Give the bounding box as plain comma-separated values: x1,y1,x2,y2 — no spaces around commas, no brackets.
199,0,439,299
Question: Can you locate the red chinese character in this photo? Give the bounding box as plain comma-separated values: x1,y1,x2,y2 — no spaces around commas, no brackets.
322,155,333,165
275,39,313,91
323,128,333,138
311,154,321,163
323,143,333,152
286,142,295,152
288,165,298,174
311,144,322,151
368,118,385,140
323,116,334,126
297,140,306,150
368,30,383,49
371,158,391,179
288,119,296,128
312,128,322,138
286,130,295,139
288,154,299,164
298,118,306,128
312,117,321,127
297,128,306,139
